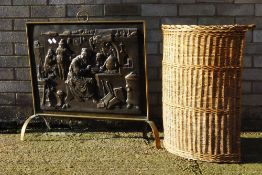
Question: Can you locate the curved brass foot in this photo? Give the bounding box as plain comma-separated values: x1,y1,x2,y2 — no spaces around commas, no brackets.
20,115,38,141
147,120,161,149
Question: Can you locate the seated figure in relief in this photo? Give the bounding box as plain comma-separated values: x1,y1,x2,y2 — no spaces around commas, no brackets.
65,48,97,103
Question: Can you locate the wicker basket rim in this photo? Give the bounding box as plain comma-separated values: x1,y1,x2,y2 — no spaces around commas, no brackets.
162,24,255,31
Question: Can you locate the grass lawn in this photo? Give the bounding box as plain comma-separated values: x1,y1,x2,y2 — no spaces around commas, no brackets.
0,131,261,175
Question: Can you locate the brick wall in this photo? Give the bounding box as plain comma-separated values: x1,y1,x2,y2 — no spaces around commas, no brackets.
0,0,261,130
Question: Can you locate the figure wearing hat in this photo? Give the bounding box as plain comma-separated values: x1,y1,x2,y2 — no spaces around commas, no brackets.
56,39,71,80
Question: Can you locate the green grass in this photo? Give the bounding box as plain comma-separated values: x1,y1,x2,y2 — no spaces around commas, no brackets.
0,132,261,175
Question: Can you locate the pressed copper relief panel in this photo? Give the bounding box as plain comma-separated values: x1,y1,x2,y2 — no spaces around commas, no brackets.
27,21,147,118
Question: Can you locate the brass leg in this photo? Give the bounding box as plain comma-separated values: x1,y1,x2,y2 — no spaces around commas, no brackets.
20,115,38,141
142,123,148,139
147,120,161,149
42,116,51,130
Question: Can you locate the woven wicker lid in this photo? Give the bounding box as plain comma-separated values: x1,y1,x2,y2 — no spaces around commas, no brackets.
162,24,255,32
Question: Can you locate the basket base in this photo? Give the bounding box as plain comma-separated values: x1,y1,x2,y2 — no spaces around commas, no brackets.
164,140,241,163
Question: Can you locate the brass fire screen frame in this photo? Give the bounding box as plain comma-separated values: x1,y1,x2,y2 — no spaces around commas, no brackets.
21,20,160,148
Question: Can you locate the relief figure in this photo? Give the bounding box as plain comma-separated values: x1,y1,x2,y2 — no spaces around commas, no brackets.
65,48,97,102
56,39,72,80
100,54,120,73
125,72,140,109
43,48,57,78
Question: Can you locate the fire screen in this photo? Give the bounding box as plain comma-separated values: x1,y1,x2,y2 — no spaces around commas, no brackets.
21,21,160,148
27,21,147,116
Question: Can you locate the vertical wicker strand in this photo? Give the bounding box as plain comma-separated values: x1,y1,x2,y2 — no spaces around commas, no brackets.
236,34,246,160
197,34,204,155
191,32,197,156
190,34,196,155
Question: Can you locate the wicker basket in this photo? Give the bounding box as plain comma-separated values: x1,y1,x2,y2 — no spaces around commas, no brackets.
162,25,255,163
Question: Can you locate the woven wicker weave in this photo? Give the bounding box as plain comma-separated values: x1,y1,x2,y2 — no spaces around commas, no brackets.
162,25,255,163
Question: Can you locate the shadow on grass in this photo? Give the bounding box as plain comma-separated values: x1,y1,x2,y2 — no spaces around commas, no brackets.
22,132,160,147
241,137,262,163
22,129,163,141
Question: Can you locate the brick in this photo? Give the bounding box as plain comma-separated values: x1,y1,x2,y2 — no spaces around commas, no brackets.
0,43,13,55
90,16,144,21
242,95,262,106
253,82,262,93
122,0,158,4
147,54,162,67
14,19,27,31
0,106,33,121
148,80,161,93
242,106,262,121
67,5,103,17
246,43,262,54
243,56,252,67
158,66,162,80
0,106,17,121
0,81,31,93
253,56,262,67
159,42,163,54
253,30,262,42
13,0,47,5
160,0,195,3
242,81,251,93
148,67,158,80
96,0,121,3
0,19,12,30
145,17,160,29
0,0,11,5
0,56,29,68
236,0,262,3
14,19,48,31
48,18,77,22
0,93,15,105
236,17,262,29
246,30,253,43
50,0,92,4
0,32,26,43
0,6,29,17
243,69,262,81
0,68,14,80
179,5,215,16
161,17,197,25
147,42,159,54
15,43,28,56
16,106,34,122
31,5,65,17
197,0,233,2
243,119,262,129
142,4,177,17
158,92,162,104
123,0,158,3
149,94,159,105
15,68,31,80
105,4,140,16
148,30,162,42
198,17,234,25
217,4,254,16
149,105,162,116
16,93,32,105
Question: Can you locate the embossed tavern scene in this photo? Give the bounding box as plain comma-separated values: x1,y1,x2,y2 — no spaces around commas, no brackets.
27,21,147,118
